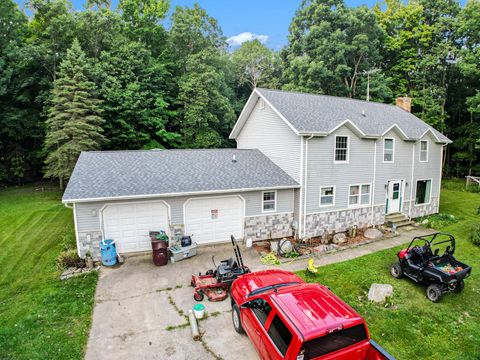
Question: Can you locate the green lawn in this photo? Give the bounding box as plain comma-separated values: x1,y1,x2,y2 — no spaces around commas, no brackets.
299,188,480,360
0,186,97,360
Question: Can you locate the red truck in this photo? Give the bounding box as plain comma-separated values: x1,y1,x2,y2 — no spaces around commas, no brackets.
230,269,395,360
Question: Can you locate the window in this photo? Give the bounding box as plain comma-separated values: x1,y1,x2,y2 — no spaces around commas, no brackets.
320,186,335,207
334,136,349,163
349,184,371,206
250,299,272,327
267,315,293,356
262,191,276,212
259,98,265,110
420,140,428,162
300,324,368,359
383,138,394,162
415,180,431,205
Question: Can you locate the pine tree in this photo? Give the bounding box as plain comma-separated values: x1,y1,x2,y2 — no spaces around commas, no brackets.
43,39,106,189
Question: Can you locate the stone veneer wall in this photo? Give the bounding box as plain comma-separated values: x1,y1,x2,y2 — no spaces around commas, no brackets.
303,205,385,238
244,213,294,241
404,197,440,219
78,231,102,260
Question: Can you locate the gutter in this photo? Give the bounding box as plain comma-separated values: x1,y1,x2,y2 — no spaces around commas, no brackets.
302,134,315,238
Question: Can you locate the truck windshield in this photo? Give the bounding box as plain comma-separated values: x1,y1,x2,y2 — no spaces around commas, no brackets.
300,324,368,359
247,282,300,297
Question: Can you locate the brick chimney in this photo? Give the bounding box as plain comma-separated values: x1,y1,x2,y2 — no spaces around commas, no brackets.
396,97,412,112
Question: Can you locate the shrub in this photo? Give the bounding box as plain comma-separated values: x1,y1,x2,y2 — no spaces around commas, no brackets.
469,224,480,246
56,249,85,270
418,213,458,229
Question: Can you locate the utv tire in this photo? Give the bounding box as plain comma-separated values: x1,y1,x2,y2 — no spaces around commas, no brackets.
232,303,244,334
454,280,465,293
390,263,403,279
426,284,443,302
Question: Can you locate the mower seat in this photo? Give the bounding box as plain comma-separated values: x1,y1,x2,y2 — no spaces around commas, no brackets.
218,258,238,276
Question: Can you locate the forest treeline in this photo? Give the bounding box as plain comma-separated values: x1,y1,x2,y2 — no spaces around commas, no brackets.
0,0,479,187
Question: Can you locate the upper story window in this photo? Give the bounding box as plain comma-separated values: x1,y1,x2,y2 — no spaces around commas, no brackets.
420,140,428,162
319,186,335,207
259,98,265,110
334,136,349,163
383,138,394,162
349,184,371,207
262,191,276,212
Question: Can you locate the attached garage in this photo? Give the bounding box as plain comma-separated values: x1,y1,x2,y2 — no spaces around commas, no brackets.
102,201,170,254
63,149,298,259
184,196,244,245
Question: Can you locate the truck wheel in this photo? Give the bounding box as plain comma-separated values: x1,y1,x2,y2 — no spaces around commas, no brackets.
426,284,443,302
454,280,465,293
390,263,403,279
232,303,244,334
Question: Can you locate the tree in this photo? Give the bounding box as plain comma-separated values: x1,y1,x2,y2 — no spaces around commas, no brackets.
170,4,236,148
231,39,274,90
281,0,385,99
43,39,106,189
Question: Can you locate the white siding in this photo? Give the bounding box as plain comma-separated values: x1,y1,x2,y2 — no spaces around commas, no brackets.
236,98,301,182
74,189,295,234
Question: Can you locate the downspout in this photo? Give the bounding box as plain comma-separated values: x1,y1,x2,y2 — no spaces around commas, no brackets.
302,134,314,238
370,140,377,225
437,144,447,212
64,202,73,209
298,136,304,238
408,141,416,219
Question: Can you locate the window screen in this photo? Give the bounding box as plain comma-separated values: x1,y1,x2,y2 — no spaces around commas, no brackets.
420,141,428,162
263,191,276,212
320,186,334,206
267,315,292,356
301,324,368,359
335,136,348,162
384,138,394,162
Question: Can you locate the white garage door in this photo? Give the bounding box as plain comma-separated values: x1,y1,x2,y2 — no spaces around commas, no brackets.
102,201,169,253
185,196,244,245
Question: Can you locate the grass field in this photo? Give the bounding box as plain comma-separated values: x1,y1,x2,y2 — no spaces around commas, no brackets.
299,187,480,360
0,186,97,360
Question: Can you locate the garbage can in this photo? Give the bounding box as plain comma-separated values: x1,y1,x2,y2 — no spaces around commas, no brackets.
151,239,168,266
100,239,117,266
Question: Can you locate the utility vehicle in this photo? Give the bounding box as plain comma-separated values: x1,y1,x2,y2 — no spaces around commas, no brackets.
390,233,471,302
230,269,394,360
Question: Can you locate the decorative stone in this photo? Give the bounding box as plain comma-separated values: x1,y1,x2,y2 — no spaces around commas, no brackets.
279,239,293,254
313,244,339,254
270,240,279,254
368,283,393,303
332,233,347,244
364,228,383,240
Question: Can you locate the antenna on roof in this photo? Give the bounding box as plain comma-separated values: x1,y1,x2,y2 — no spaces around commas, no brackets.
232,154,237,163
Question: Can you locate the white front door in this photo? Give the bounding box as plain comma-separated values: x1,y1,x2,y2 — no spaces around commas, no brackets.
184,196,244,245
102,201,170,254
387,181,402,214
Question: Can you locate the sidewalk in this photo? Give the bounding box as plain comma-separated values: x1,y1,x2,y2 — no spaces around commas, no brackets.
246,227,433,272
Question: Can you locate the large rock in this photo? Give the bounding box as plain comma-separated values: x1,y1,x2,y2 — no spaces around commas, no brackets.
368,283,393,303
332,233,347,244
279,239,293,254
364,228,383,240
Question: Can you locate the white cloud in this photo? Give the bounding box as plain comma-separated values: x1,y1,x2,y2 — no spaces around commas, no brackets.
226,32,269,47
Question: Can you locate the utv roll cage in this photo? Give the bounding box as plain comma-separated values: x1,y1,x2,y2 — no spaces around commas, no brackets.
406,232,455,256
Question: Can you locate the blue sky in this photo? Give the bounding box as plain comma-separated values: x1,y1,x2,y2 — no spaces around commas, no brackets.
14,0,466,49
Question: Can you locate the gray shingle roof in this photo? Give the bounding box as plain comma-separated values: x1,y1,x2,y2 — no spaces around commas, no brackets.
62,149,299,202
256,88,450,143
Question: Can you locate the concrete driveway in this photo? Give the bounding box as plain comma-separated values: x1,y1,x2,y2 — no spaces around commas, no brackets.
86,228,430,359
86,244,260,360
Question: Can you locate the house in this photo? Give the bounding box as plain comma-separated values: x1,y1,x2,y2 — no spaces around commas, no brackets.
63,88,451,259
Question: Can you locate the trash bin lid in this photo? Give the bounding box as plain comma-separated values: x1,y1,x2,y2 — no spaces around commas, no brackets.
193,304,205,311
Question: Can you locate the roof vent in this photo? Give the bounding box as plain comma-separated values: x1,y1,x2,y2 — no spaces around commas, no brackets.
362,109,366,117
232,154,237,163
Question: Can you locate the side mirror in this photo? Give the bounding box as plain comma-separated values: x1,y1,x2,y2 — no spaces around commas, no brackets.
241,301,253,309
434,249,439,256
